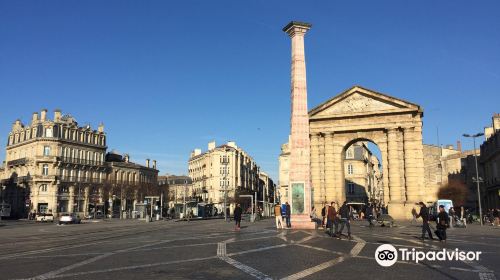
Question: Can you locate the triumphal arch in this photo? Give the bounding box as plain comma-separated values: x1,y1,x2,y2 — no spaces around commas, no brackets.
308,86,425,219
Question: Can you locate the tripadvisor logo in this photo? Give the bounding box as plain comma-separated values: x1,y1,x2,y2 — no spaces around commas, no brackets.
374,244,482,267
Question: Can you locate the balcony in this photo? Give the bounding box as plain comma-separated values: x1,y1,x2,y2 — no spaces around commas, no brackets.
58,156,104,166
58,176,105,184
7,158,28,167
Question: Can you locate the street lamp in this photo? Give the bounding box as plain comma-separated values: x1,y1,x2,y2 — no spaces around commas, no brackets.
463,132,484,226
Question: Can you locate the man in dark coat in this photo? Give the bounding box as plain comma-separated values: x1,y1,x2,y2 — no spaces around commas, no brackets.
285,202,291,228
233,204,242,230
436,205,449,242
337,201,351,240
416,202,433,240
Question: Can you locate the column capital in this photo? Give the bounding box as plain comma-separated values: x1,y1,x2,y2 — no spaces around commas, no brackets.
283,21,312,37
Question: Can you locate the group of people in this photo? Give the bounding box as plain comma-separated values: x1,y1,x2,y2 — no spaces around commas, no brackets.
416,202,450,242
274,202,291,229
485,208,500,226
322,201,353,239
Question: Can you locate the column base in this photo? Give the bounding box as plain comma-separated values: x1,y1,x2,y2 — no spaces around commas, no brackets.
387,201,420,220
290,214,317,229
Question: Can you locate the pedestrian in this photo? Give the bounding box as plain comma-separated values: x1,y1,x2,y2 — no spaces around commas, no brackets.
337,201,352,240
226,207,231,222
435,205,450,242
327,202,338,237
274,203,283,229
459,206,467,228
448,207,455,228
366,204,374,227
234,203,242,231
285,202,291,228
310,207,321,227
493,208,499,226
321,203,327,228
416,202,434,240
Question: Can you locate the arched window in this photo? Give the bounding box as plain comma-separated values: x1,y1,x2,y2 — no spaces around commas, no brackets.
39,184,48,192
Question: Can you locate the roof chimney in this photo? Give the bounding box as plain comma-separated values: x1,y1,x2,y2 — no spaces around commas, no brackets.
32,112,39,124
98,123,104,133
208,141,216,151
54,109,62,122
153,160,157,169
40,109,47,121
146,158,150,168
457,140,462,152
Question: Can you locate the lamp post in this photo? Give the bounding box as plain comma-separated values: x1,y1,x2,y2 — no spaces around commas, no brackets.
463,132,484,226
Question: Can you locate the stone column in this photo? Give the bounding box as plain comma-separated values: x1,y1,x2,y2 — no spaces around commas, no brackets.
403,127,420,202
283,21,314,228
319,133,326,204
310,133,321,211
387,128,402,202
68,186,75,213
378,140,390,205
83,186,89,216
413,124,425,201
332,141,346,203
324,132,335,202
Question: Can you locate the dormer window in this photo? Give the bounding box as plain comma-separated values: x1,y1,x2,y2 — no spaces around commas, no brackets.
45,127,53,137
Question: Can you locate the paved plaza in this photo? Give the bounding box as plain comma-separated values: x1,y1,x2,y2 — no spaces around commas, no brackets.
0,218,498,280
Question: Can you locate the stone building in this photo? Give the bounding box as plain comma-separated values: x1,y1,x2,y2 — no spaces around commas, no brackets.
423,143,480,205
258,171,276,216
480,113,500,209
344,142,383,204
188,141,265,214
158,174,193,209
0,109,158,218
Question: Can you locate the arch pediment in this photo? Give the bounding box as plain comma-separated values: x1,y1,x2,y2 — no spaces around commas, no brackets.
309,86,423,119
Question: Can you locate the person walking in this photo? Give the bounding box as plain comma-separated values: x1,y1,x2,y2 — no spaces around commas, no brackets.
493,208,499,226
285,202,291,228
448,207,455,228
234,203,242,231
327,202,338,237
321,203,327,229
416,202,434,240
366,204,374,228
337,201,352,240
460,206,467,228
435,205,449,242
274,203,283,229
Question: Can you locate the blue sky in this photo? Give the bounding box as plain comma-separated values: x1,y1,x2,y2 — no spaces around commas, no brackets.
1,1,499,182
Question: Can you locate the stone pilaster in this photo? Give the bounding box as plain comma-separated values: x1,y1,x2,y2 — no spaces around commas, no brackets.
413,125,425,201
403,127,420,202
324,132,335,202
319,133,326,204
379,140,390,205
332,141,346,203
387,128,402,202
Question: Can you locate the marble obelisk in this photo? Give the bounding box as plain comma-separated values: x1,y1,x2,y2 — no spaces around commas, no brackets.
283,21,315,229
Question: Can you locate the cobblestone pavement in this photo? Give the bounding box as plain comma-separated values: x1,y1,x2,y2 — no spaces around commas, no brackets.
0,218,498,279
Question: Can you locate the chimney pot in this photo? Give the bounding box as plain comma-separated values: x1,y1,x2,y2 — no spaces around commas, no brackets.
40,109,47,121
146,158,150,168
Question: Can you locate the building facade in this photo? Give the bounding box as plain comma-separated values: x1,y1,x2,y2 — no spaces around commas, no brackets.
480,114,500,209
0,109,158,218
188,141,265,214
344,142,383,204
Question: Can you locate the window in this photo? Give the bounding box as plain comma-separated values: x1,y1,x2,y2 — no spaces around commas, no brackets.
39,184,48,192
347,164,354,175
346,148,354,159
42,164,49,176
43,146,51,156
348,183,355,194
45,127,53,137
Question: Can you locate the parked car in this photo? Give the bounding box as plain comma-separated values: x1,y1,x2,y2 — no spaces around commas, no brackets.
58,213,81,225
36,213,54,222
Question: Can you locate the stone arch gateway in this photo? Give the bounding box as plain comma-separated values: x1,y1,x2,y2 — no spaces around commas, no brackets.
309,86,425,219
